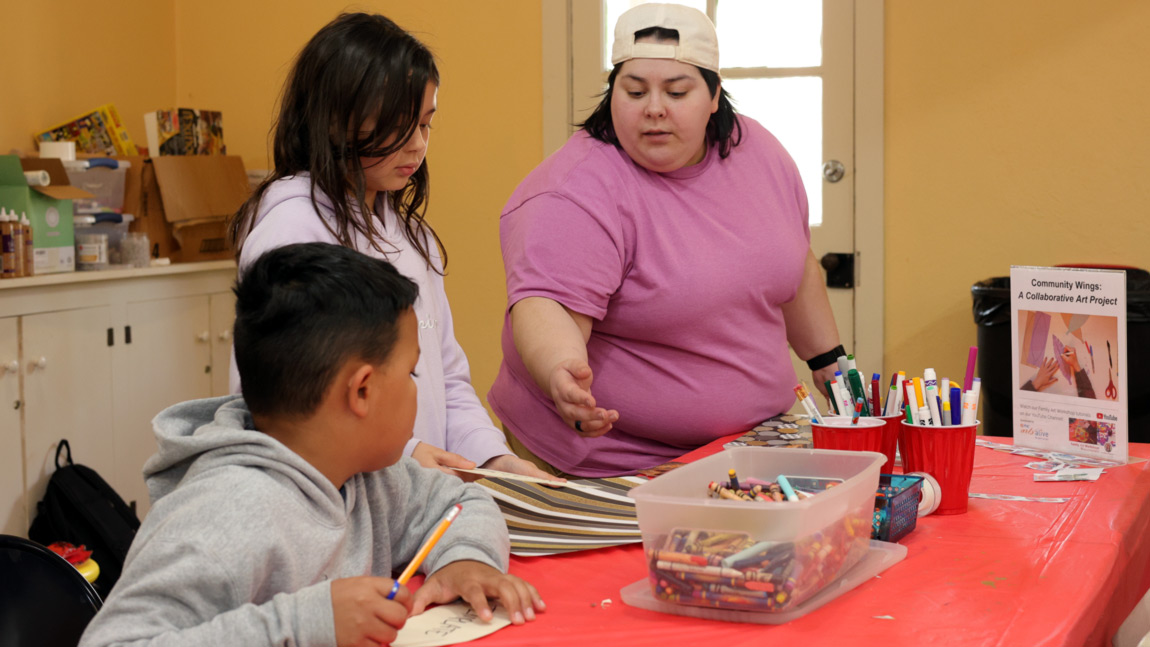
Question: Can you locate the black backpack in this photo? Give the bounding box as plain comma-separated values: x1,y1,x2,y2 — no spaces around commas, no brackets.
29,439,141,598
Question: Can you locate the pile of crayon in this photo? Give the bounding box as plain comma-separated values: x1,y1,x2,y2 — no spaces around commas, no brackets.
706,469,829,503
648,514,871,611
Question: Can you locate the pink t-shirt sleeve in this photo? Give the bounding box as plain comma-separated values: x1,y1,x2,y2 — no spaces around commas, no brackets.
502,191,626,320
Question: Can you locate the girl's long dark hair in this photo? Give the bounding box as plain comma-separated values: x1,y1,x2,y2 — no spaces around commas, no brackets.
580,27,742,159
229,12,446,273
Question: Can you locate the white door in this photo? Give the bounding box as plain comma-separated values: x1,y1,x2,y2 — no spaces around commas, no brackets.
554,0,883,410
209,292,235,397
118,296,212,515
22,307,117,520
1,317,26,536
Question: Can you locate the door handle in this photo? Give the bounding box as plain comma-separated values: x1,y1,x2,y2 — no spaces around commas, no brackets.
822,160,846,183
820,252,855,288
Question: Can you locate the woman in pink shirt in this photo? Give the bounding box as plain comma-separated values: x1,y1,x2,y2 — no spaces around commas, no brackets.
490,4,843,477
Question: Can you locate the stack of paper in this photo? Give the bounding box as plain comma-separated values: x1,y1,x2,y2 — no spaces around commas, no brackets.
475,476,645,556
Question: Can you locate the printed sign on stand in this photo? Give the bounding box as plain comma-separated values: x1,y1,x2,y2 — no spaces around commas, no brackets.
1011,266,1128,463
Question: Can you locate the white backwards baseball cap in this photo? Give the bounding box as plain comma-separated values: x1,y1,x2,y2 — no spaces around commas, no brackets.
611,3,719,73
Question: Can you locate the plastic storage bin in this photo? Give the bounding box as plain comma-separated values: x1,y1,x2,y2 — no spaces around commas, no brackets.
871,474,923,542
74,215,134,267
628,447,885,615
63,159,129,214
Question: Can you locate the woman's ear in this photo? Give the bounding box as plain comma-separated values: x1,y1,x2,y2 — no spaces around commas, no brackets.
345,363,375,418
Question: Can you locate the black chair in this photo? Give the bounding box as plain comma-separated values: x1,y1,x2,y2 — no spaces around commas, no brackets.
0,534,102,647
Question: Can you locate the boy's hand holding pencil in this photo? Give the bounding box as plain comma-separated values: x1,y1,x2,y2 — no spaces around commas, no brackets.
398,503,547,626
331,575,413,647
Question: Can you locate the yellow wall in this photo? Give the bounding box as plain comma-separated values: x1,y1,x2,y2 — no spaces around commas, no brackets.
884,0,1150,389
0,1,176,156
169,0,542,417
0,1,540,420
4,1,1147,423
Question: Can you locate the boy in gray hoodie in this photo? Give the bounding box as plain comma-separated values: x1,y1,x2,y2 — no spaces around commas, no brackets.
80,242,544,647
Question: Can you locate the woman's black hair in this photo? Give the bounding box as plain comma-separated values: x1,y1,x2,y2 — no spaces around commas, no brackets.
579,27,742,159
228,12,447,273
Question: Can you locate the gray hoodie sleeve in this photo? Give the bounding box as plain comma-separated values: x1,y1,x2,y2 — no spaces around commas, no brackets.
373,458,509,577
79,540,334,647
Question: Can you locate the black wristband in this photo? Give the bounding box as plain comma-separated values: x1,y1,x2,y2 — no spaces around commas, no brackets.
806,344,846,371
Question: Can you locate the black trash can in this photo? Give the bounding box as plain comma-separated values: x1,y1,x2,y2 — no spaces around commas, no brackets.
971,268,1150,442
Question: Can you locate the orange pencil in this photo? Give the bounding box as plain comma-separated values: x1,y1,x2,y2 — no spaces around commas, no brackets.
387,503,462,600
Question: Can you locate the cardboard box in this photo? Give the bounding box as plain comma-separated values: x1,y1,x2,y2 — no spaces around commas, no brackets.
0,156,94,274
115,154,248,263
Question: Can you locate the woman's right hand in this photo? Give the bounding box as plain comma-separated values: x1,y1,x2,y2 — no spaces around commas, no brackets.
548,359,618,438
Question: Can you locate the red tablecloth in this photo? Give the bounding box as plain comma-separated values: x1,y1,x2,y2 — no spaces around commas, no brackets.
466,438,1150,647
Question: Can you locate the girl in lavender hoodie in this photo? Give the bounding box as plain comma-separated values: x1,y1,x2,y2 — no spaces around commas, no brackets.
227,13,552,481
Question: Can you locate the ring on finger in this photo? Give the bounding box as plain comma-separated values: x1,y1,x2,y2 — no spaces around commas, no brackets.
574,420,582,432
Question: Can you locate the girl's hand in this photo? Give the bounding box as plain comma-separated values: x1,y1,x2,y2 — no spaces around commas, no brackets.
412,561,545,626
547,360,618,438
411,442,476,477
482,455,566,484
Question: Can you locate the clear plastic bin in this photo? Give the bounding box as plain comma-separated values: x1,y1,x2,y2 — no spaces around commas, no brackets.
64,159,129,214
74,215,135,266
628,447,885,614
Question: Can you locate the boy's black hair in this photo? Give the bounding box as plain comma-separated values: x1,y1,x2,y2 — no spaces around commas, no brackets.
233,242,419,419
579,26,743,159
229,12,447,274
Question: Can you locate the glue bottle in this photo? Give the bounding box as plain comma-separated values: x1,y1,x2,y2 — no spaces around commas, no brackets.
0,209,15,279
22,213,33,276
11,209,25,278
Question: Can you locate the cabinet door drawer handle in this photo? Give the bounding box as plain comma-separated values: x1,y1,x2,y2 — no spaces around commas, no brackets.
4,360,17,374
29,356,48,372
197,331,210,343
218,330,232,342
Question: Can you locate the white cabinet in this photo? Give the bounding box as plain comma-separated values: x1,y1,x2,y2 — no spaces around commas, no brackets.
0,261,236,534
209,292,236,396
22,306,118,525
1,317,25,536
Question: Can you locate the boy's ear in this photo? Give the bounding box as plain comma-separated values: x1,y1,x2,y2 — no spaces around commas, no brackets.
345,363,375,418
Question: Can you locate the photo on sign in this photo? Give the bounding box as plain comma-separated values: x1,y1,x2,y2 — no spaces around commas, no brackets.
1017,310,1118,401
1068,417,1116,453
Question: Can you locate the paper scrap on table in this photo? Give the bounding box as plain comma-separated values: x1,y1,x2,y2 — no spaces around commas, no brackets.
392,601,510,647
1034,468,1104,482
969,492,1070,503
976,438,1138,468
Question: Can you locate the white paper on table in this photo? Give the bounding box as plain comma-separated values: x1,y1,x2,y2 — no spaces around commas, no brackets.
392,601,511,647
451,467,612,496
1034,468,1104,482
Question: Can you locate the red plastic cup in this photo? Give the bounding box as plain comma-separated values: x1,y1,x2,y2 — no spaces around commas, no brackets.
898,420,978,515
872,413,903,473
811,416,888,462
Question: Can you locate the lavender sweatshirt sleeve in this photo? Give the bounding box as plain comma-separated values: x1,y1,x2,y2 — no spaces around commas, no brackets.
421,260,512,467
